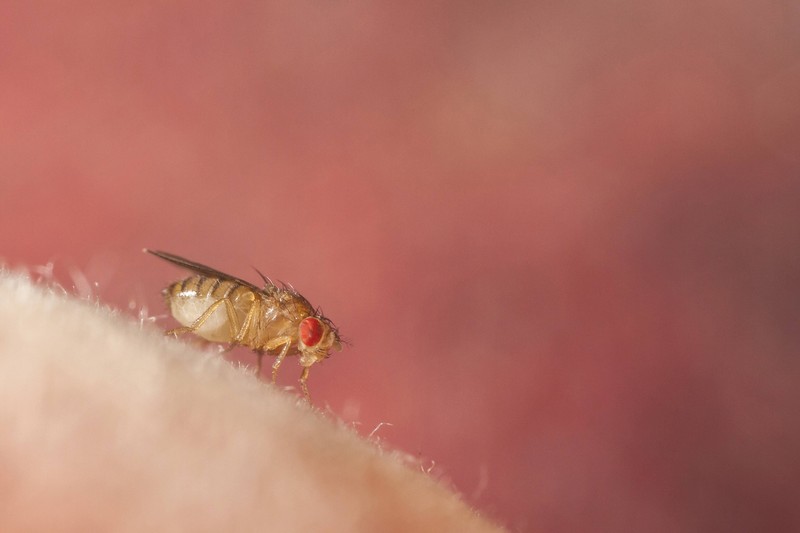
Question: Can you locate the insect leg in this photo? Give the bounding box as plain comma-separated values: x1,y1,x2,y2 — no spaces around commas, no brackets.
271,351,286,384
255,350,265,376
221,298,243,351
263,336,293,383
234,295,260,345
166,298,232,337
299,366,311,400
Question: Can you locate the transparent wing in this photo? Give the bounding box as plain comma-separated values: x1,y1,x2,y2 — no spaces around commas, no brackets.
144,249,267,292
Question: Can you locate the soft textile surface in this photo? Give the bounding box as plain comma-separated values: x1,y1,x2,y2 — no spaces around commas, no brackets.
0,271,502,532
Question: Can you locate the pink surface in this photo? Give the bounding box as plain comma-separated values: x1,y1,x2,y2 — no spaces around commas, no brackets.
1,2,799,531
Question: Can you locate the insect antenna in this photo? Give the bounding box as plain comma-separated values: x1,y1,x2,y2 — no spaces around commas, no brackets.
315,307,348,345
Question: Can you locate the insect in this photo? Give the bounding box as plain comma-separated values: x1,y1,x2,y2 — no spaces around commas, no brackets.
145,249,342,399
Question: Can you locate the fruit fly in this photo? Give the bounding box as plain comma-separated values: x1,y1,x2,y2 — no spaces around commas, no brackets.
145,249,342,399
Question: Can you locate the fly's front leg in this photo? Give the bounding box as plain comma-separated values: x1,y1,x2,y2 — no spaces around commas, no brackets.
299,366,311,401
262,336,293,383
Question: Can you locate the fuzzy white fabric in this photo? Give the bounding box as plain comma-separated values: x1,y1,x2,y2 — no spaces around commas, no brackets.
0,271,502,532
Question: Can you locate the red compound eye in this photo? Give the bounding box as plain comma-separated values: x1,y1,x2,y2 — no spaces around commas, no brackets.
299,317,324,347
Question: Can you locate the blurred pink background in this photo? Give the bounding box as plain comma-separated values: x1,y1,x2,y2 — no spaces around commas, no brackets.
2,2,800,531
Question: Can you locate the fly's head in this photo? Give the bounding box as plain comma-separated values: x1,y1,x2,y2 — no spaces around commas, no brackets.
297,315,342,366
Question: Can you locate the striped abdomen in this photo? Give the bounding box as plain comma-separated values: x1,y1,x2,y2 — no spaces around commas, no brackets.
164,275,256,343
